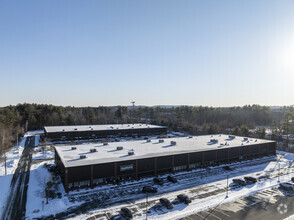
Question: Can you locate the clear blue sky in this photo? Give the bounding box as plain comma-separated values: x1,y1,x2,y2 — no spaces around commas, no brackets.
1,0,294,107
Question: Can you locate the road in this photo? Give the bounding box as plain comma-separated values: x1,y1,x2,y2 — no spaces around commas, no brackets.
1,136,35,220
181,186,294,220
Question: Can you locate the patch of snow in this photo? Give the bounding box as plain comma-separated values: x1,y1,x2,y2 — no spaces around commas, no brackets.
26,161,82,219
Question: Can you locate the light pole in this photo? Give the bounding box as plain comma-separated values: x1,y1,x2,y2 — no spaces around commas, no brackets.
145,192,148,220
226,175,229,198
278,162,280,183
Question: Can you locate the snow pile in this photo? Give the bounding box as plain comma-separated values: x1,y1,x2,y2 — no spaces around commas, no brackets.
26,161,81,219
33,145,54,160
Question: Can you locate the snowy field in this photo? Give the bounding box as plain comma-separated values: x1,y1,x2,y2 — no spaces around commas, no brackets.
24,147,294,219
25,160,82,219
33,146,54,160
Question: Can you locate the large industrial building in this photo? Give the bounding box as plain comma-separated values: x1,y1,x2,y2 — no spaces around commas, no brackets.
44,124,167,140
54,134,276,192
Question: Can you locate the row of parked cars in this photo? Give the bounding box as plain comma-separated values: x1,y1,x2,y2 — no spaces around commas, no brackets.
159,194,192,209
232,176,257,186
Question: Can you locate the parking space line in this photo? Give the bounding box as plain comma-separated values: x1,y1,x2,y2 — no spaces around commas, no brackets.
214,209,230,217
202,210,222,220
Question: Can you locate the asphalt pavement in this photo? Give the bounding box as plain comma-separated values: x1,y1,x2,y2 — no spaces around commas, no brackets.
181,186,294,220
1,136,35,220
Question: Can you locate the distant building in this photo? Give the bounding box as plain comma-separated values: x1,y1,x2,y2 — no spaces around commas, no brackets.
44,123,167,140
54,134,276,192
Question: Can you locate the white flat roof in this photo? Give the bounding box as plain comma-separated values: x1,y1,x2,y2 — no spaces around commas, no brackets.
44,123,165,133
55,135,275,168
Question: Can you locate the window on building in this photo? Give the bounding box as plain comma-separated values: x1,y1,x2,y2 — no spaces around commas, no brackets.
174,165,187,171
120,164,134,171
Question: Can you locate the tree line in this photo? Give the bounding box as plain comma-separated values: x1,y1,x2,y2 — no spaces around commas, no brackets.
0,103,293,154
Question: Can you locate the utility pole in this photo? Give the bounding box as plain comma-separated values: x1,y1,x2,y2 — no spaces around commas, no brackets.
278,162,280,183
226,175,229,198
2,130,7,175
131,101,135,123
145,192,148,220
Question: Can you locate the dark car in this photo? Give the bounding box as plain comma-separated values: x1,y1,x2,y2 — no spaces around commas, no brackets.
153,177,164,186
120,207,133,219
223,166,233,171
167,175,177,183
279,183,294,191
291,177,294,183
110,215,124,220
177,194,191,204
244,176,257,184
160,198,174,209
232,178,246,186
142,186,158,193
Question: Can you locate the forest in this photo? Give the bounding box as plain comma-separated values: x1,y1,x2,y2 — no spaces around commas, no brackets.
0,103,294,154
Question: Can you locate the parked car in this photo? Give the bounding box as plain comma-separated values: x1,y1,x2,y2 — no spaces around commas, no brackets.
232,178,246,186
167,175,177,183
223,166,233,171
110,214,124,220
153,177,164,186
160,198,174,209
244,176,257,184
291,177,294,183
279,183,294,191
177,194,191,204
142,186,157,193
120,207,133,219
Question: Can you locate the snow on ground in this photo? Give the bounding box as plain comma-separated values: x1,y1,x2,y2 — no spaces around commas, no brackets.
35,135,40,147
0,135,27,214
33,145,54,160
26,161,82,219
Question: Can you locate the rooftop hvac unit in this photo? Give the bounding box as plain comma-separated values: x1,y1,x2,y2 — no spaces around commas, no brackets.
159,139,164,143
71,147,77,150
229,135,235,139
244,137,248,141
128,150,135,155
90,149,97,153
147,139,151,142
210,139,218,143
103,142,108,146
117,146,123,150
62,129,65,132
171,141,177,145
80,155,87,159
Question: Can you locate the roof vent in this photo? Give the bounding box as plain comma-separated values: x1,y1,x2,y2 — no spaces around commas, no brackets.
80,155,87,159
62,129,65,132
71,147,77,150
117,146,123,150
171,141,177,145
103,142,108,146
74,128,77,131
210,139,218,143
147,139,151,142
159,139,164,143
128,150,135,155
90,149,97,153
